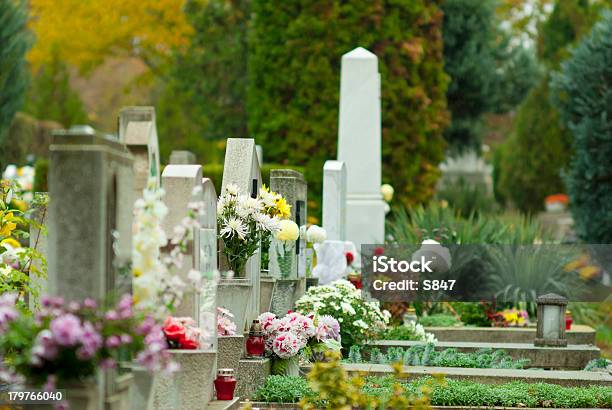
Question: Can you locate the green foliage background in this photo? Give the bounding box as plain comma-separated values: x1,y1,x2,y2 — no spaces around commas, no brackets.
551,11,612,243
0,0,30,142
247,0,450,218
494,0,605,213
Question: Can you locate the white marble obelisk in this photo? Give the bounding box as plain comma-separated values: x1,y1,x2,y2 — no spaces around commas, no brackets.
337,47,385,251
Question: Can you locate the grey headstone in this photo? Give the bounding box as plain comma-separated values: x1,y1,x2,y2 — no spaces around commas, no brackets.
118,106,161,193
270,169,307,278
48,130,134,301
162,165,203,322
221,138,261,325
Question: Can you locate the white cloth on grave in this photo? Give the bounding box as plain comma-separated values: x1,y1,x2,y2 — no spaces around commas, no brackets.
312,240,347,285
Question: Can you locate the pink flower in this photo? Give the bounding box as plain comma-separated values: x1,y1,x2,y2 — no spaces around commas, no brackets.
82,298,97,309
106,335,122,348
100,358,117,370
315,315,341,342
50,314,83,346
0,295,18,331
31,330,58,362
257,312,277,335
272,332,300,359
78,321,102,359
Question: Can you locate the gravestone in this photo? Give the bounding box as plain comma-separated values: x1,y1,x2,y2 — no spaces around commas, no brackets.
169,150,197,165
48,129,134,301
47,128,134,409
199,177,218,351
161,165,205,322
337,47,385,252
118,106,161,195
270,169,307,278
322,160,347,241
256,145,263,165
439,149,493,194
221,138,261,326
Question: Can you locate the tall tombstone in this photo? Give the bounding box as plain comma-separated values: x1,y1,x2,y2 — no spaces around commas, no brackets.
322,160,347,241
169,150,197,165
48,129,134,301
221,138,261,323
118,106,161,194
337,47,385,251
161,165,204,322
270,169,308,277
198,177,218,351
48,128,134,408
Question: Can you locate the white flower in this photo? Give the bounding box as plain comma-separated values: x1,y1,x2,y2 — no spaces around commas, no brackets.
220,217,247,240
306,225,327,243
254,213,280,232
353,319,369,329
225,184,239,196
340,302,356,315
259,189,277,207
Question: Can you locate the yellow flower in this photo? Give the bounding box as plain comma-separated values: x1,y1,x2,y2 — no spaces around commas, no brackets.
578,265,600,280
0,212,17,237
275,197,291,219
133,268,143,278
275,219,299,241
381,184,394,202
1,238,21,248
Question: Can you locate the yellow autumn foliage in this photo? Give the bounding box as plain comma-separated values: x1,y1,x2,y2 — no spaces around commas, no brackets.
28,0,193,72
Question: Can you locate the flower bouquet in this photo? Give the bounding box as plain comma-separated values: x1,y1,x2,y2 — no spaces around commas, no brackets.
295,280,390,350
259,185,291,270
163,316,204,349
217,184,281,275
256,311,341,375
273,220,300,278
305,225,326,277
0,293,172,390
217,307,237,336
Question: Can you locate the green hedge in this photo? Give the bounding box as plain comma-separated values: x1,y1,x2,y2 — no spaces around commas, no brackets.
247,0,449,217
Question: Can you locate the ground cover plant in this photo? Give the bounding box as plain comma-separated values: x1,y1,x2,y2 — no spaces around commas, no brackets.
348,345,530,369
254,374,611,408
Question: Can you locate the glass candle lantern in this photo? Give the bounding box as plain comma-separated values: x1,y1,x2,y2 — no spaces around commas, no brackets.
534,293,568,347
214,368,237,400
246,319,265,357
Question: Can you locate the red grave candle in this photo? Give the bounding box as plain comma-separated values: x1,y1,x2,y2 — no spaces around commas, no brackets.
214,368,237,400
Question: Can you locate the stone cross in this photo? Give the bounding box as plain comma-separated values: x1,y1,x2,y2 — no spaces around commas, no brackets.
48,129,134,301
270,169,308,278
322,160,347,241
337,47,385,251
118,106,160,194
169,150,197,165
221,138,262,325
161,165,204,322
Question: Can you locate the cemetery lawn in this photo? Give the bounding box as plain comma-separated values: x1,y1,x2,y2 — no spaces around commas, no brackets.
253,375,612,408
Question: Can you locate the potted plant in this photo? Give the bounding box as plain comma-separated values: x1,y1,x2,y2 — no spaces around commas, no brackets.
0,293,172,410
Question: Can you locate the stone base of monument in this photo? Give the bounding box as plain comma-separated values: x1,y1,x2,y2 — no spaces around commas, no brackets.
151,350,216,410
27,380,100,410
106,373,133,410
236,358,271,400
218,335,244,372
218,278,253,331
260,274,275,313
208,397,242,410
270,279,299,316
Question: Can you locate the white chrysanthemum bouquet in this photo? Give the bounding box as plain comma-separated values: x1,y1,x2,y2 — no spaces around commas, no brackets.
217,184,281,275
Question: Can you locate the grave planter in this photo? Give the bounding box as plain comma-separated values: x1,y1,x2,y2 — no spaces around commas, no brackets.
260,274,276,313
151,350,216,410
26,380,99,410
270,279,299,316
218,278,253,331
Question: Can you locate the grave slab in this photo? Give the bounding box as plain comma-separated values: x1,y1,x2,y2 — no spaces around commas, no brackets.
369,340,600,369
322,160,347,241
425,325,596,345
